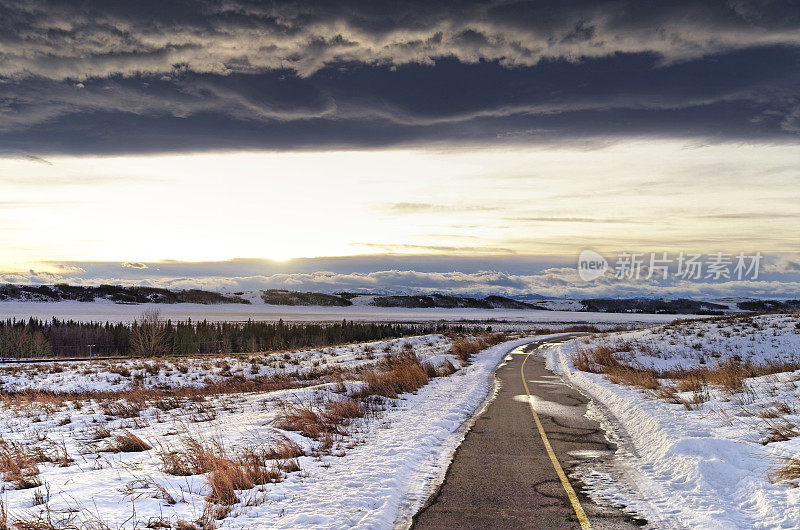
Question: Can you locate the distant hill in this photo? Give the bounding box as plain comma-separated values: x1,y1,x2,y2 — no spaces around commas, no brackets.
0,284,794,315
369,294,546,310
735,299,800,312
0,284,248,304
260,289,352,306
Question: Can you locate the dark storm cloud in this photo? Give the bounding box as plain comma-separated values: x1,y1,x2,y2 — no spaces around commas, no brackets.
0,0,798,153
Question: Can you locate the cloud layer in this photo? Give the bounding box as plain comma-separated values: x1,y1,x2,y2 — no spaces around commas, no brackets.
3,0,798,80
5,254,800,299
1,0,798,153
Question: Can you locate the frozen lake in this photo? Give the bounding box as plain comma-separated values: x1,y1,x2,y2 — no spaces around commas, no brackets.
0,300,695,324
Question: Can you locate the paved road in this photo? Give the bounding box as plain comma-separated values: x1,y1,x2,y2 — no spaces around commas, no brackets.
412,336,646,529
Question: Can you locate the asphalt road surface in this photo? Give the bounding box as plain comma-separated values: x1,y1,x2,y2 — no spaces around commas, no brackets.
412,336,646,529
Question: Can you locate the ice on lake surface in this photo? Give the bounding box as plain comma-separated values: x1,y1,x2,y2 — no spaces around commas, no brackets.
0,300,692,324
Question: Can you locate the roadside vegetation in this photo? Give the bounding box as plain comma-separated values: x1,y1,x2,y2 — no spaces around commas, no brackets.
0,329,519,528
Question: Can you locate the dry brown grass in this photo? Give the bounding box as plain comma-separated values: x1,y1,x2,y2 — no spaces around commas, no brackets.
0,438,61,489
576,343,800,394
575,345,618,372
771,457,800,486
207,455,279,505
357,352,430,399
666,360,800,392
606,367,661,390
447,333,508,365
325,398,365,420
0,374,301,420
105,431,151,453
275,405,342,440
159,436,289,506
762,420,800,445
91,425,111,440
576,345,660,389
675,376,704,393
262,436,304,460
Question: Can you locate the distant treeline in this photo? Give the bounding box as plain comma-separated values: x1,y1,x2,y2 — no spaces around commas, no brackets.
0,317,455,359
580,299,728,315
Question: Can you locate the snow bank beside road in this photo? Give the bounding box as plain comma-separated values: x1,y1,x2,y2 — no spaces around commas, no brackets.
546,330,800,529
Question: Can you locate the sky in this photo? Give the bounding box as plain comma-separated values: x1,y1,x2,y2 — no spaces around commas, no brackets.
1,0,799,298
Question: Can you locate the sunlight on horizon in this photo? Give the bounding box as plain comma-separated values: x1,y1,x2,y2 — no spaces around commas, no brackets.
1,140,799,272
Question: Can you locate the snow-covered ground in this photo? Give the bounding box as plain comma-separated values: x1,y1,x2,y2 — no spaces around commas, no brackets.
546,313,800,528
0,335,451,394
0,299,694,324
0,332,555,528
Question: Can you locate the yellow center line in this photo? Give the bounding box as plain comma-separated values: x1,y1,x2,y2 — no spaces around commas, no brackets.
521,345,591,530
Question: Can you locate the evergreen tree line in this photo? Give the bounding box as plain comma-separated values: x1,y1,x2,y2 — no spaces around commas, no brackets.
0,317,457,358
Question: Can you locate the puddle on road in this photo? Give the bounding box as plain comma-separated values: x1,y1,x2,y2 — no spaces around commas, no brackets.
513,394,582,418
568,449,613,459
525,378,561,385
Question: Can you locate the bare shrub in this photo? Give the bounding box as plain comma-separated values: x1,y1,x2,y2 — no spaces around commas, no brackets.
130,309,168,357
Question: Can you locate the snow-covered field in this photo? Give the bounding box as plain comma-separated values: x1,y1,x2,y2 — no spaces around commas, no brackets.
0,332,550,528
546,312,800,528
0,299,694,324
0,335,452,394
